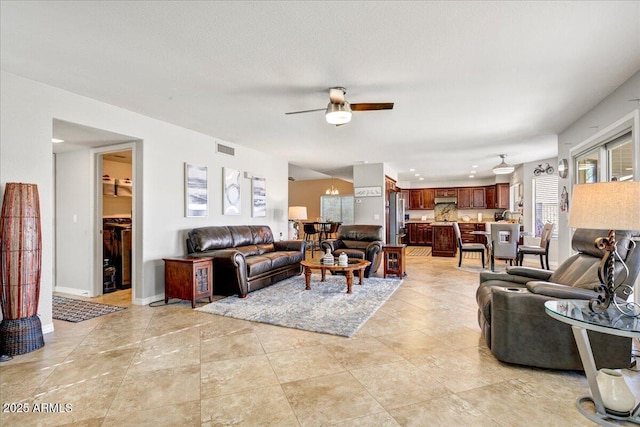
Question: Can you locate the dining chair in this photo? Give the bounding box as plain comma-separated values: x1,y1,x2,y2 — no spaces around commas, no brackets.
518,222,554,269
453,222,485,268
325,222,341,239
490,223,520,271
302,223,320,257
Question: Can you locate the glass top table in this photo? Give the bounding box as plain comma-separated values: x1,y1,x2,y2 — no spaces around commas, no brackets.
545,300,640,338
545,300,640,425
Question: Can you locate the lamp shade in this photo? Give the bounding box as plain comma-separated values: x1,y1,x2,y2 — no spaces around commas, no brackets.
288,206,308,220
568,182,640,230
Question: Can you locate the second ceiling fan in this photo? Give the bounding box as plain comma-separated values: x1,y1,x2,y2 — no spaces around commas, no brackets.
285,87,394,126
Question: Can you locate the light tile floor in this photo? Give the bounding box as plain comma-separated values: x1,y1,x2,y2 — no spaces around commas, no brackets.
1,253,638,426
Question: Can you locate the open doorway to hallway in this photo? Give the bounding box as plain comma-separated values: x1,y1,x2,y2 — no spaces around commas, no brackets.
53,119,140,303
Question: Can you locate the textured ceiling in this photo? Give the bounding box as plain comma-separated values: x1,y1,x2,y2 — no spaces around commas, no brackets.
2,1,639,183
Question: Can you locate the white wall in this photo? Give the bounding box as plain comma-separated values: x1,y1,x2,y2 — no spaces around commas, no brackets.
353,163,385,225
557,71,640,263
1,71,289,332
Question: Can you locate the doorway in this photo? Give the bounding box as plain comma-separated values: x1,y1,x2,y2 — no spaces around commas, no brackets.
53,119,140,303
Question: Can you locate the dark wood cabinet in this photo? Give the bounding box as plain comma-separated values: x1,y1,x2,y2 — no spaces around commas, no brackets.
408,189,423,210
422,189,435,209
432,225,456,257
435,188,457,198
163,257,213,308
407,223,432,245
496,183,510,209
459,187,486,210
485,185,496,208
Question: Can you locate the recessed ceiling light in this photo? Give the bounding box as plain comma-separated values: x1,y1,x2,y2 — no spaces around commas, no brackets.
414,173,420,177
470,170,476,174
419,177,424,181
472,165,478,168
469,175,475,178
409,168,415,172
52,138,64,143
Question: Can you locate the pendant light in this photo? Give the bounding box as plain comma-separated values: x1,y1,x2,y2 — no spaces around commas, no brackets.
326,178,339,195
325,102,352,125
492,154,515,175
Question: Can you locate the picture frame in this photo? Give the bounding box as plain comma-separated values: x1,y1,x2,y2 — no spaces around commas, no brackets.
354,186,382,197
223,167,241,215
184,163,208,217
252,176,266,217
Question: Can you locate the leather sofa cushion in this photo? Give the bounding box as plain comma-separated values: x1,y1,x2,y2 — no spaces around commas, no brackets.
548,253,601,288
337,225,383,242
246,256,273,277
188,225,275,252
257,243,275,254
335,248,365,260
571,228,634,260
237,245,260,257
341,240,371,250
190,227,233,251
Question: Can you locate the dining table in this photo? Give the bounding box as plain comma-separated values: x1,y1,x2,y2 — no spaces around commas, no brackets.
471,229,532,271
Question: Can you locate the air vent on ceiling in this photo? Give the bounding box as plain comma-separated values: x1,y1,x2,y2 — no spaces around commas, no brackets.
216,143,235,156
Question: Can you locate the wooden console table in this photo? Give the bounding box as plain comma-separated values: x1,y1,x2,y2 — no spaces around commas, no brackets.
163,256,213,308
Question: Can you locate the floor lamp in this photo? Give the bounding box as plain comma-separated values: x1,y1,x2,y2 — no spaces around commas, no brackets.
568,181,640,317
288,206,307,240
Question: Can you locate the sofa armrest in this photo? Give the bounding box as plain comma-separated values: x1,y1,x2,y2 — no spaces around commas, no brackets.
321,239,342,253
479,271,531,285
274,240,306,253
365,241,383,257
526,281,598,300
505,266,553,281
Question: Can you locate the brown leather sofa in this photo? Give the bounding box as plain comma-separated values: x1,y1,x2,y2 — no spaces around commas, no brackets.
320,225,383,277
186,225,305,297
476,228,640,370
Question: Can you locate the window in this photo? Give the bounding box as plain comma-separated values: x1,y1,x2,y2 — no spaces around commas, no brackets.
532,175,558,238
575,131,633,184
320,195,354,224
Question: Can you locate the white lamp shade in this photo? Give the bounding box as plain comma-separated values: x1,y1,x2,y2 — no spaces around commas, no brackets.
568,182,640,230
288,206,308,220
325,102,352,125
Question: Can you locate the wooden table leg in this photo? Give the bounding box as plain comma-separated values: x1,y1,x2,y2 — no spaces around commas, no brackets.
345,271,354,294
321,267,326,282
304,266,312,290
357,268,365,285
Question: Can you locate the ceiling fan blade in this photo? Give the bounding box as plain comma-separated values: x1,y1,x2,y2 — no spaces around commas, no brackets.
285,108,326,115
350,102,394,111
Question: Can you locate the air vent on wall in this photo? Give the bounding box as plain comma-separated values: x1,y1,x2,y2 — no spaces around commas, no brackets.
216,143,235,156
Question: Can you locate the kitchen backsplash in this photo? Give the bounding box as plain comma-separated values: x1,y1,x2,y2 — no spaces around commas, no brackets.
434,202,457,221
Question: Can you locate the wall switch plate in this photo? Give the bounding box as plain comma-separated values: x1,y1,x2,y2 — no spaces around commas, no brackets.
374,214,380,220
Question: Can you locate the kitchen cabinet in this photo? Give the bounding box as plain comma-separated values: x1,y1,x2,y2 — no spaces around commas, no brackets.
435,188,457,198
407,223,432,245
458,187,486,209
496,183,510,209
485,185,496,208
407,189,435,210
432,225,456,257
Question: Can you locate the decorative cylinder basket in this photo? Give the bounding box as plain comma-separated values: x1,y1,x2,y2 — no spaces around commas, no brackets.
0,183,44,355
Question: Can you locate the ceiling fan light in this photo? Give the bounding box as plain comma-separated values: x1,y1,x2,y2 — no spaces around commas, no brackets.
325,102,352,125
492,154,515,175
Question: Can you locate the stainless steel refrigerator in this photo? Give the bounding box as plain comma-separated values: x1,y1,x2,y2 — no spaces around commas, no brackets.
389,192,406,244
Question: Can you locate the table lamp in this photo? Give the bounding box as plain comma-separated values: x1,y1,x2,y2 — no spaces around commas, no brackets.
288,206,307,240
568,181,640,317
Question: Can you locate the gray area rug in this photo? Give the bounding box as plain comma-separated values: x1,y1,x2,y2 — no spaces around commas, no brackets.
196,274,403,337
53,295,126,322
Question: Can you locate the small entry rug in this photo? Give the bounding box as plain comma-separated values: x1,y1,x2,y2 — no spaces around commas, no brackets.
53,295,126,322
196,274,403,338
407,247,432,256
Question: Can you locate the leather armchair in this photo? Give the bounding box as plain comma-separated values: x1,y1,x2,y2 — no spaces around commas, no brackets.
320,225,383,277
476,228,640,370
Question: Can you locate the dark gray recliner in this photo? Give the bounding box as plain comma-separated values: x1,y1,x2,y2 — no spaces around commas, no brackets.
476,228,640,370
320,225,383,277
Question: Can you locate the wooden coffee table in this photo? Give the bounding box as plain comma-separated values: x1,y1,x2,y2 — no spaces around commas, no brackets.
300,259,371,294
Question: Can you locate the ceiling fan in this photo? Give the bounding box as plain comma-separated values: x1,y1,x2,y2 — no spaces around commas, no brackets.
285,87,394,125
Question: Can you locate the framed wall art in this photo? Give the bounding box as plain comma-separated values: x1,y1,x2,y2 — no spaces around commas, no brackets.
223,167,241,215
184,163,208,217
252,176,266,217
354,186,382,197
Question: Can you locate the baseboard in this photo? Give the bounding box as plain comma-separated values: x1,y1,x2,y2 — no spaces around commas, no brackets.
42,322,54,334
54,286,92,297
133,293,165,306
